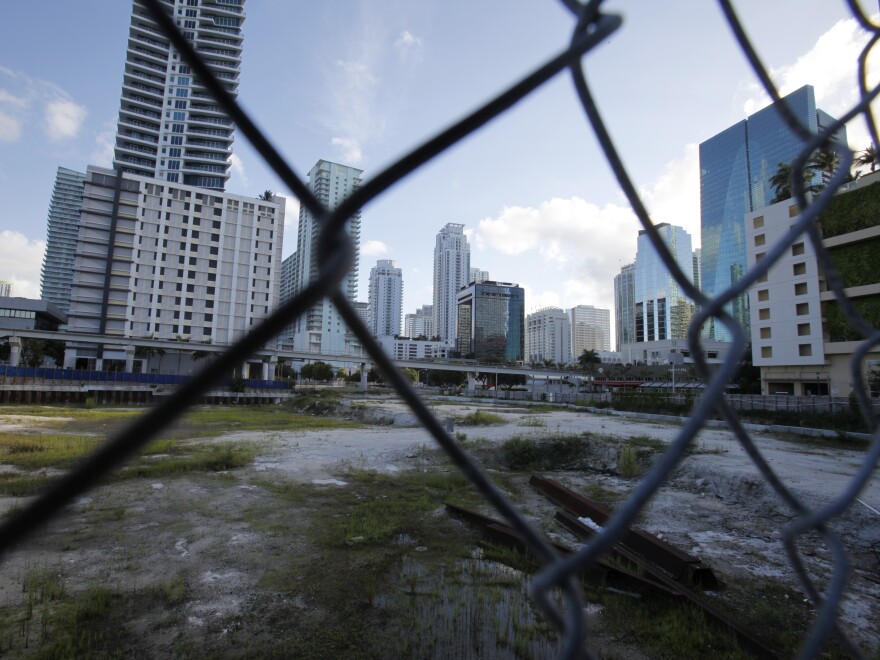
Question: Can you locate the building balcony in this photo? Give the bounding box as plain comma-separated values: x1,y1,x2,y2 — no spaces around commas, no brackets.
117,117,160,133
130,58,166,74
120,105,161,120
122,130,159,145
117,142,158,157
187,139,230,152
126,93,162,108
122,81,163,98
188,115,232,127
185,151,228,163
128,45,167,65
182,163,226,174
125,68,165,85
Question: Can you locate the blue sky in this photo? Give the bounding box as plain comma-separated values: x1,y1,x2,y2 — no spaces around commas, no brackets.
0,1,876,345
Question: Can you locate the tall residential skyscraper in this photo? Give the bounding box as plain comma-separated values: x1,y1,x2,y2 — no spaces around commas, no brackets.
114,0,245,190
433,223,470,344
290,160,363,355
699,84,846,340
633,223,695,343
40,167,86,314
368,260,403,337
613,262,636,350
526,307,571,365
568,304,611,357
0,282,11,298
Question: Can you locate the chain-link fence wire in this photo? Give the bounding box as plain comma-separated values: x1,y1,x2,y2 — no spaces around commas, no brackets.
2,0,880,656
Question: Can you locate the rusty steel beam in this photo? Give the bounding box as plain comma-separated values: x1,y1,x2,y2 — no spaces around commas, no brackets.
529,475,719,588
557,509,780,659
445,503,676,595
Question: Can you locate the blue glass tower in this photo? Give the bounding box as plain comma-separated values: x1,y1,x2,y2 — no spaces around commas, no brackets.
699,85,846,341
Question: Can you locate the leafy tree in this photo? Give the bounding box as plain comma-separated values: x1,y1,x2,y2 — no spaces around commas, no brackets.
856,143,879,173
577,349,601,371
336,368,347,380
301,361,333,382
401,367,419,383
425,369,466,387
20,338,65,367
259,190,274,201
807,145,841,187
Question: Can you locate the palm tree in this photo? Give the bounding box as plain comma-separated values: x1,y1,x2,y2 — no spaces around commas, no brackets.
807,145,841,188
577,349,600,371
855,143,878,173
259,190,274,201
769,162,795,203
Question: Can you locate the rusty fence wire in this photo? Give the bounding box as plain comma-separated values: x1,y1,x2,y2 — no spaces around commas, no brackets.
3,0,880,657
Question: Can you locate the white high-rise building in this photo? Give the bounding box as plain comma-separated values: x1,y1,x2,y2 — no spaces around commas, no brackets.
405,304,434,339
369,260,403,337
569,304,611,357
40,167,86,314
114,0,245,190
290,160,363,355
0,282,11,298
65,166,283,369
470,267,489,284
433,223,470,344
526,307,571,365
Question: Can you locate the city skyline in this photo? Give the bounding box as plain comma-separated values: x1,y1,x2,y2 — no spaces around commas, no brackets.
1,3,876,336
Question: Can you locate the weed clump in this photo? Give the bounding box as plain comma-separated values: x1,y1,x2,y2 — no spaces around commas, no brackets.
618,444,639,478
457,410,505,426
501,434,587,470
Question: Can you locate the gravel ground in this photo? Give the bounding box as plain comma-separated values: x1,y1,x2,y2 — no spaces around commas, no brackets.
1,398,878,655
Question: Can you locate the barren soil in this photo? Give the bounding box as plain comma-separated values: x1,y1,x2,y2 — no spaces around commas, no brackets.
0,396,878,657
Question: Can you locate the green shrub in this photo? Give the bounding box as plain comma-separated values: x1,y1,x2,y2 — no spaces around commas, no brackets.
618,445,639,478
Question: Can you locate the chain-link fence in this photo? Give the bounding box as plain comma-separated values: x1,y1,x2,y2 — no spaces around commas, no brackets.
2,1,880,657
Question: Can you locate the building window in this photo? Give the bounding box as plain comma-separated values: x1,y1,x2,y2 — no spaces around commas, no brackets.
793,262,807,276
760,327,771,339
754,234,766,246
756,272,768,284
761,346,772,358
757,289,769,302
758,308,770,320
796,302,809,316
788,204,799,218
794,282,808,296
792,242,805,256
755,252,766,262
798,344,812,357
797,323,811,336
753,216,764,229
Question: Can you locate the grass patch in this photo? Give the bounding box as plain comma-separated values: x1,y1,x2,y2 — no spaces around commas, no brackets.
457,410,505,426
501,433,588,470
517,415,547,428
618,444,639,478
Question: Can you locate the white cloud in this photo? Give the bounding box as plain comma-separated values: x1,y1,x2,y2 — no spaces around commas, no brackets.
739,15,880,149
91,119,116,167
639,143,701,243
0,89,27,108
0,111,22,142
43,98,87,142
361,239,390,257
283,196,301,226
394,30,423,64
521,284,561,314
0,231,45,299
331,136,364,165
0,68,89,145
475,197,640,312
229,153,248,185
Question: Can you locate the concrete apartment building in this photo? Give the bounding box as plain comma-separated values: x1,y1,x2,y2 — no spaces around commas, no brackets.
369,259,403,337
284,160,363,355
64,166,283,372
404,304,434,340
115,0,244,190
433,223,470,344
40,167,86,315
526,307,571,365
745,173,880,396
568,304,610,356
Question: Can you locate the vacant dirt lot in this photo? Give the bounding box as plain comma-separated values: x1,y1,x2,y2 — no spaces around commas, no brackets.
0,396,878,657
